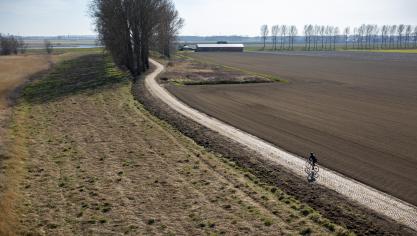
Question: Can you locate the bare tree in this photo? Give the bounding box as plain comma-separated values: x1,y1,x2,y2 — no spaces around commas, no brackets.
303,25,308,50
280,25,287,50
372,25,379,49
381,25,389,48
343,27,350,49
352,27,358,49
155,0,184,58
405,25,412,48
397,24,405,48
325,26,333,50
304,25,313,50
44,39,53,54
333,27,339,50
91,0,134,72
0,34,20,55
91,0,183,76
365,24,374,49
289,25,297,50
413,25,417,48
18,37,27,54
257,23,416,51
358,24,366,49
313,25,319,50
389,25,397,48
260,25,269,50
319,26,325,49
271,25,279,50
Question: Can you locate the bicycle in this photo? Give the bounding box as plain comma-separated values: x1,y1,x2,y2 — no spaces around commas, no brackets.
304,159,319,183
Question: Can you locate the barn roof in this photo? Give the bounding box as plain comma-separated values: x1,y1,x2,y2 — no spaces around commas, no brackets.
196,44,244,48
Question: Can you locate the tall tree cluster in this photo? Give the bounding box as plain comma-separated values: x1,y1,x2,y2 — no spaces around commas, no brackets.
260,25,269,50
349,24,417,49
90,0,183,76
0,34,27,55
303,25,340,50
262,24,298,50
260,23,417,51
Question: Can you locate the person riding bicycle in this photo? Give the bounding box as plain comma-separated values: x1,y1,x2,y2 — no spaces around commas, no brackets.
308,153,317,168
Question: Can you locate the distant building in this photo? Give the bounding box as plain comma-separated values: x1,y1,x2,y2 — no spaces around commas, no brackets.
179,44,196,51
196,44,244,52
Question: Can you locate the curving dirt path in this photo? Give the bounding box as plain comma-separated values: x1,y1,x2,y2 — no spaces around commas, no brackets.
145,59,417,232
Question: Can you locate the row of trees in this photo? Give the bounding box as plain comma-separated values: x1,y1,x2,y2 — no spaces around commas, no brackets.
0,34,27,55
260,24,417,51
348,24,417,49
90,0,183,76
303,25,340,50
261,25,298,50
0,34,54,55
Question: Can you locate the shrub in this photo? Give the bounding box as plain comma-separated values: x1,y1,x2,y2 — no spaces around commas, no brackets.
300,227,312,235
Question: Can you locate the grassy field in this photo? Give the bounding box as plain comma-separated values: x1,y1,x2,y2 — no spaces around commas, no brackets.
345,49,417,53
160,53,281,86
244,43,417,53
24,39,98,49
0,51,105,221
176,52,283,83
0,52,351,235
0,48,103,109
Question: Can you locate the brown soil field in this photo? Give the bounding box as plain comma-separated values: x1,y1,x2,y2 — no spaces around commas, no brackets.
0,54,350,235
168,52,417,206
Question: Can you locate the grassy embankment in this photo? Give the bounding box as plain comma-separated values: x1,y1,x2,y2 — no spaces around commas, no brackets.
1,52,352,235
0,48,103,235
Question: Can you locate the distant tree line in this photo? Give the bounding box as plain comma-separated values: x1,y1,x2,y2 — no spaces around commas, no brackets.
0,34,27,55
347,24,417,50
0,34,55,55
260,24,417,51
303,25,339,50
90,0,183,76
261,25,298,50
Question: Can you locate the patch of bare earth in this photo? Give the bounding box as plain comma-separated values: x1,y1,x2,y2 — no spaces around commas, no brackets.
5,54,351,235
158,53,277,86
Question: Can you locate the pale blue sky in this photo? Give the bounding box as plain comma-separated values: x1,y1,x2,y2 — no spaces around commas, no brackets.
1,0,416,36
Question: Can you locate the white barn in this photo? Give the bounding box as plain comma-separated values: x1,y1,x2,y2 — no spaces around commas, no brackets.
196,44,244,52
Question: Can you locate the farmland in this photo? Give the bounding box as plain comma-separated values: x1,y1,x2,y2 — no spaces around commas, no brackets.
168,51,417,206
0,51,354,235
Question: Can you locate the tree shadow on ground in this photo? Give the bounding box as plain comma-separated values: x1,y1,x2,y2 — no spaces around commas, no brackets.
22,54,129,104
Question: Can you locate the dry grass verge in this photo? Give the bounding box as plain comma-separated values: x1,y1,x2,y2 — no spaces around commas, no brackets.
3,53,352,235
0,51,102,235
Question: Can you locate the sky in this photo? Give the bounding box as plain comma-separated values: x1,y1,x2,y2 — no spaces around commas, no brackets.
0,0,416,36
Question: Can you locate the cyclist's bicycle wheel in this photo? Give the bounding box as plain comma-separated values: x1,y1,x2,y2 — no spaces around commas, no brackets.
312,165,319,174
304,160,319,182
304,160,312,174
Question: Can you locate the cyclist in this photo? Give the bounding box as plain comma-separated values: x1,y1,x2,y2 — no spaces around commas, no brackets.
308,152,317,168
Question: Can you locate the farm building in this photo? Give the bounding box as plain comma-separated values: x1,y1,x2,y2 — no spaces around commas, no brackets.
196,44,244,52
